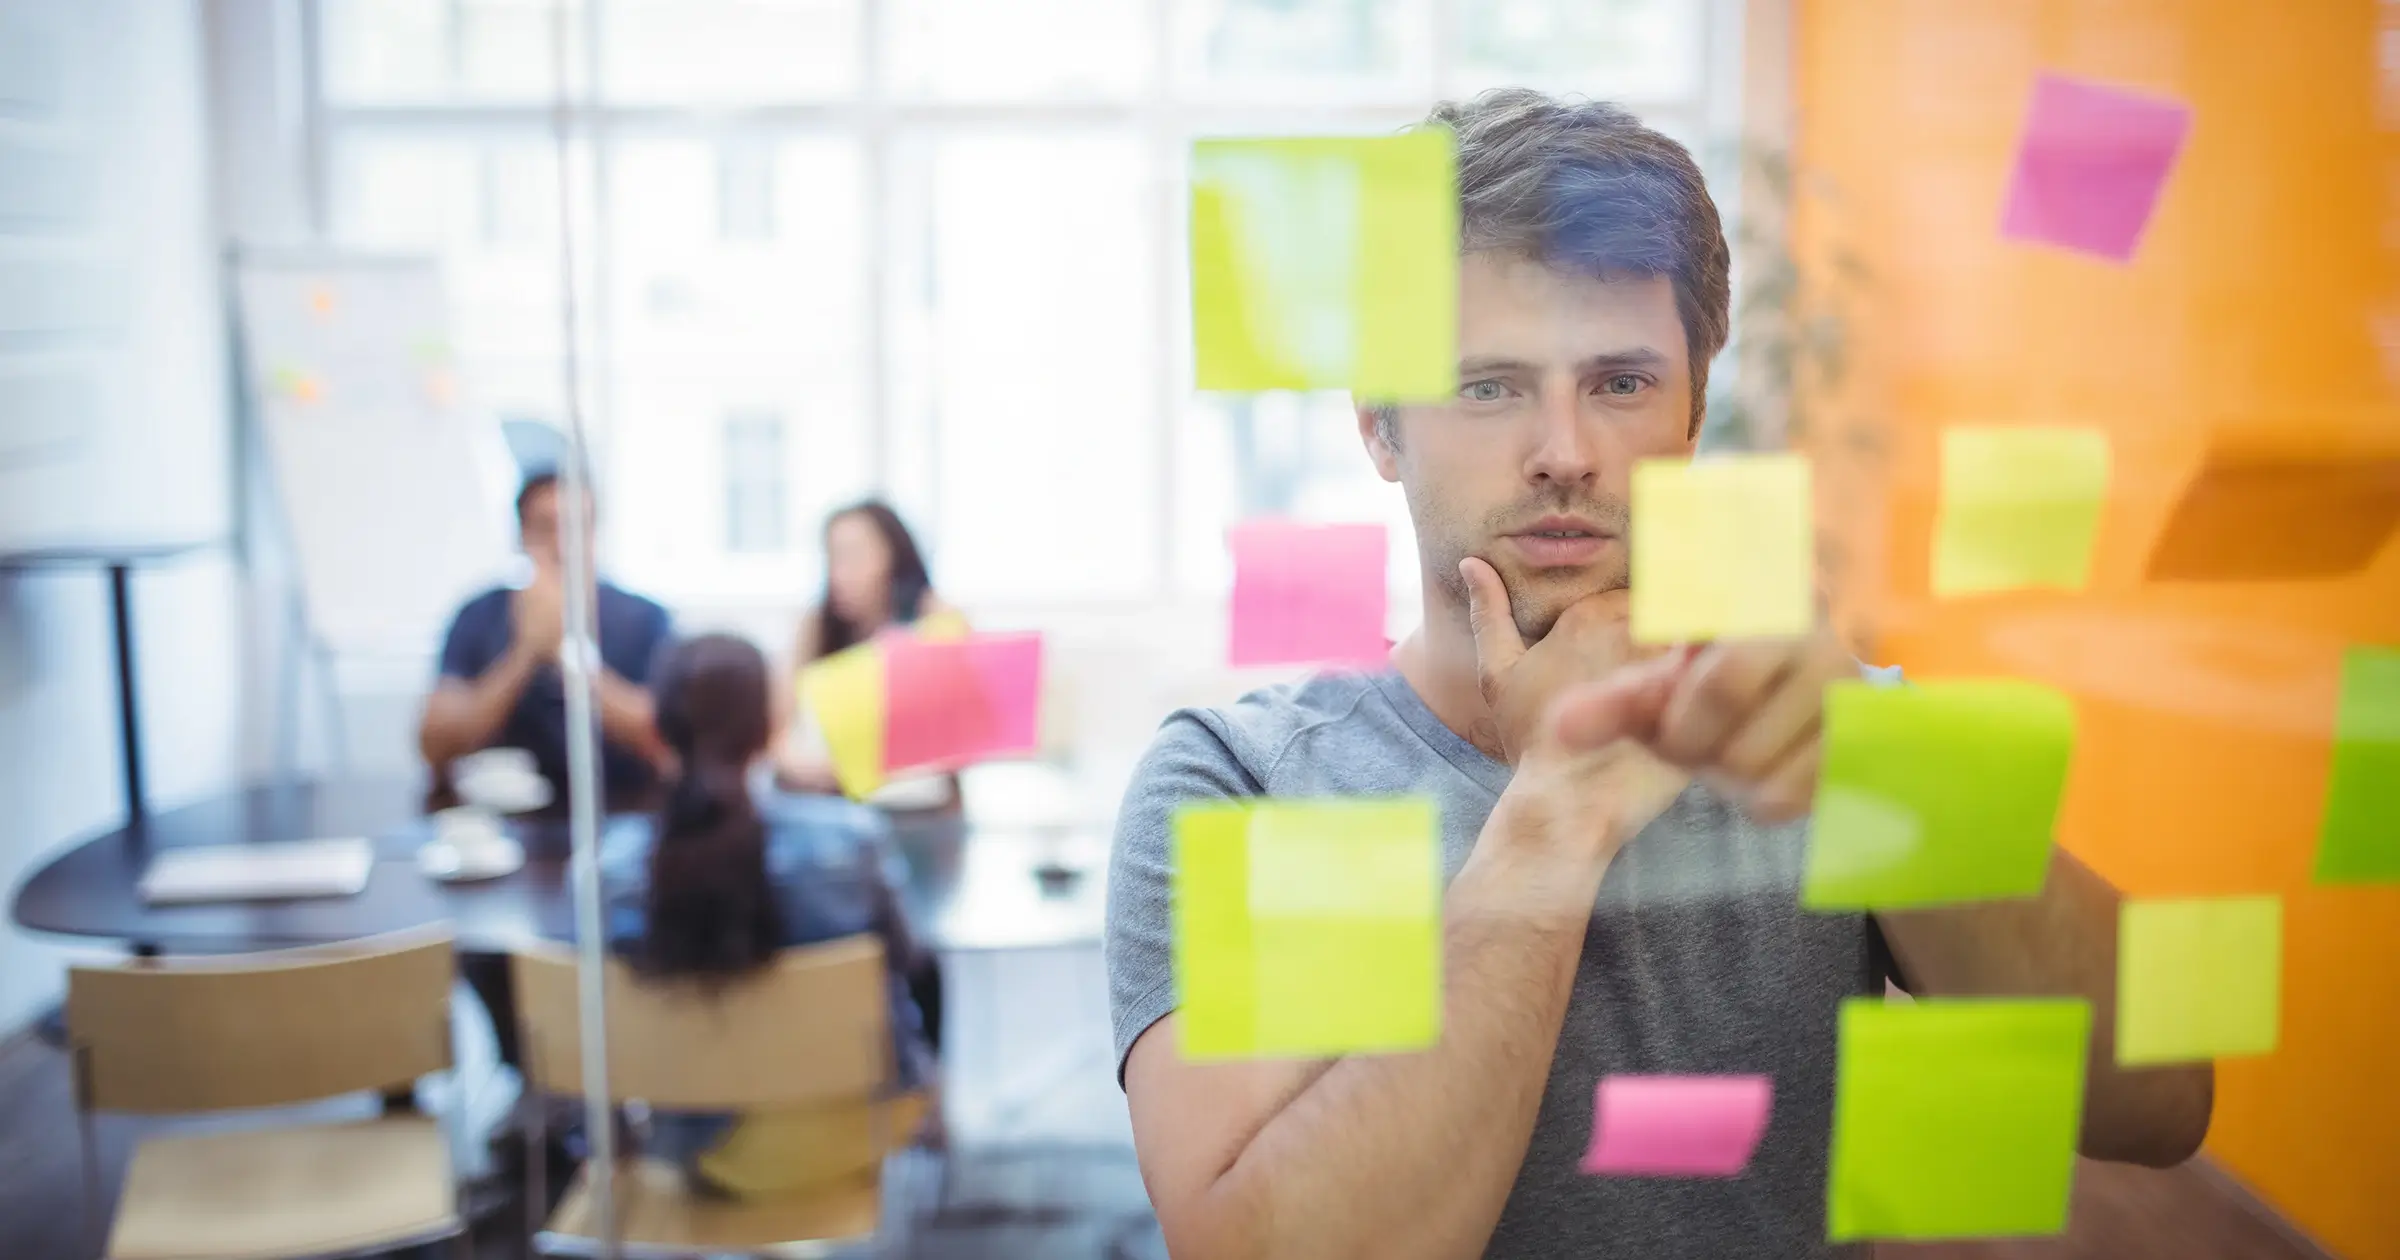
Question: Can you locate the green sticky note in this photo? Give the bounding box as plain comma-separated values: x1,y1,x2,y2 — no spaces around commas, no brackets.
1933,426,2111,597
2315,645,2400,884
1190,131,1458,401
2117,895,2282,1066
1171,796,1442,1059
1827,998,2091,1242
1804,679,2071,910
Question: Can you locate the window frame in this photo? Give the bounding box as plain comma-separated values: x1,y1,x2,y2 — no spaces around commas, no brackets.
299,0,1749,609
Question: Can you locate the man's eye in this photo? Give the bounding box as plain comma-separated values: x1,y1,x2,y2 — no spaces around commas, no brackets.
1601,374,1648,396
1461,380,1510,403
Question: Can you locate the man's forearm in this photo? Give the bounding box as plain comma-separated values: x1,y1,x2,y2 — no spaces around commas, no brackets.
419,647,541,767
594,670,667,767
1196,797,1611,1260
1877,848,2213,1167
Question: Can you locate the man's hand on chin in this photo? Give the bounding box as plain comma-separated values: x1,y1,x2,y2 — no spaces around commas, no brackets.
1548,627,1861,826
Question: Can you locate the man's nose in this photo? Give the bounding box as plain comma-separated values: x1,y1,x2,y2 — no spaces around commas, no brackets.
1524,387,1601,486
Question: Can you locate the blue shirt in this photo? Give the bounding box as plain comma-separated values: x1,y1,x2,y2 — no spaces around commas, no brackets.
435,581,673,797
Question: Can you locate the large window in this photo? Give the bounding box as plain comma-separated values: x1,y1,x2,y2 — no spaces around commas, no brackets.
312,0,1743,608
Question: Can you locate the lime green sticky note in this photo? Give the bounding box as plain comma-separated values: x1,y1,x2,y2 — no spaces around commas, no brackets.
2117,895,2282,1066
1629,453,1814,644
798,641,886,801
1933,426,2111,597
1827,998,2090,1242
1804,679,2071,910
2315,645,2400,884
1190,130,1458,401
1172,797,1442,1059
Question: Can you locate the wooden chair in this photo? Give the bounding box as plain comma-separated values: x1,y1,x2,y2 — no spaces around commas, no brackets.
65,926,466,1260
511,934,903,1258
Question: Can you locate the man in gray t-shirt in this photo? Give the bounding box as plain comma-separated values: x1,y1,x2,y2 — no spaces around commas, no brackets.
1106,90,2211,1260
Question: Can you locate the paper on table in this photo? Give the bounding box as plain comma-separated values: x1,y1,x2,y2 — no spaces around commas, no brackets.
799,641,887,801
2000,73,2192,263
2315,645,2400,884
1580,1074,1773,1177
1804,679,2071,910
1933,427,2110,597
1191,131,1458,400
1630,454,1813,644
2117,895,2282,1065
1173,796,1441,1060
1826,998,2090,1242
1228,520,1389,668
2146,456,2400,582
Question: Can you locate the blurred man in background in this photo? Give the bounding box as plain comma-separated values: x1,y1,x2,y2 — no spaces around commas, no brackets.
418,469,674,801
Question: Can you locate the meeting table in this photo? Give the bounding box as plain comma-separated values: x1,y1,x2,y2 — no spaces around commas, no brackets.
9,776,1109,961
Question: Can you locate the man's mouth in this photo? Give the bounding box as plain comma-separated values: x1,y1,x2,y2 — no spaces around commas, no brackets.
1504,517,1614,565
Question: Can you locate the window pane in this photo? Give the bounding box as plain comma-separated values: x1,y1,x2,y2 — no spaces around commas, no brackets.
1449,0,1706,103
606,137,870,597
329,136,568,428
890,131,1158,604
601,0,860,104
1173,0,1427,101
885,0,1146,101
319,0,587,104
320,0,447,103
1174,394,1419,616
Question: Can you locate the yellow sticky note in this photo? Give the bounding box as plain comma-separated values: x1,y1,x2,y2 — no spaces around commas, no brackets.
1172,797,1441,1060
2116,895,2282,1066
1190,130,1458,401
1933,426,2111,597
915,610,971,642
1630,453,1814,643
798,641,886,800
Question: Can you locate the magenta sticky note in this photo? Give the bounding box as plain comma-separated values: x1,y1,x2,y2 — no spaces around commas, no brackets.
2000,73,2192,263
1580,1074,1772,1178
960,632,1044,757
882,637,1001,774
1228,520,1388,668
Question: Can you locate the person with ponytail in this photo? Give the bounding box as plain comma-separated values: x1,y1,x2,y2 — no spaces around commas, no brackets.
596,632,938,1199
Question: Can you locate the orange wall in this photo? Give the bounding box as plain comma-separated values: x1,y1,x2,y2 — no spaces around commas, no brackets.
1794,1,2400,1255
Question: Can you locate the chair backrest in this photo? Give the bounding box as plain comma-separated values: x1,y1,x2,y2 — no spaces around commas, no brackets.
66,926,456,1114
511,934,891,1112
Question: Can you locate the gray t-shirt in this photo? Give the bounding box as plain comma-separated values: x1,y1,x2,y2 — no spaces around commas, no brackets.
1105,669,1888,1259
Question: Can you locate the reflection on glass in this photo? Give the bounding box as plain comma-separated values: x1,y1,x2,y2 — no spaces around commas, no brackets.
889,132,1159,603
601,0,861,104
886,0,1146,101
1449,0,1705,101
1174,0,1423,98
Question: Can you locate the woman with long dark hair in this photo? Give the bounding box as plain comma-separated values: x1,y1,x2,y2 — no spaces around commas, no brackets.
598,632,938,1198
775,499,961,797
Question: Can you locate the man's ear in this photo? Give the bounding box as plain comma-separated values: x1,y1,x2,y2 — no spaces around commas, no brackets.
1357,403,1403,483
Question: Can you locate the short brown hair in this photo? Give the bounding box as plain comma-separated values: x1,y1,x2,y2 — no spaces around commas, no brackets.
1385,89,1731,438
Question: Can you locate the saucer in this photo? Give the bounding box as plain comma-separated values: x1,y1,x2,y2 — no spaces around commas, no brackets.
419,837,526,883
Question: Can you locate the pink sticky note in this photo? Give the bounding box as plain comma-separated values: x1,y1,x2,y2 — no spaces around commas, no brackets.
882,637,1001,774
1580,1074,1772,1178
1228,520,1388,668
2000,73,2192,263
960,632,1044,758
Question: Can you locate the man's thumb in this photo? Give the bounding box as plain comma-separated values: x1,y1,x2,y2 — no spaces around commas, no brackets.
1459,556,1524,673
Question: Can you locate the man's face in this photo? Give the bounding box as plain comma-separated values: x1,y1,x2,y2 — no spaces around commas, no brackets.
1362,252,1697,643
517,483,595,575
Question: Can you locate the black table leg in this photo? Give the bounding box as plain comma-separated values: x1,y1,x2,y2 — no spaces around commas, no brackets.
106,562,144,823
